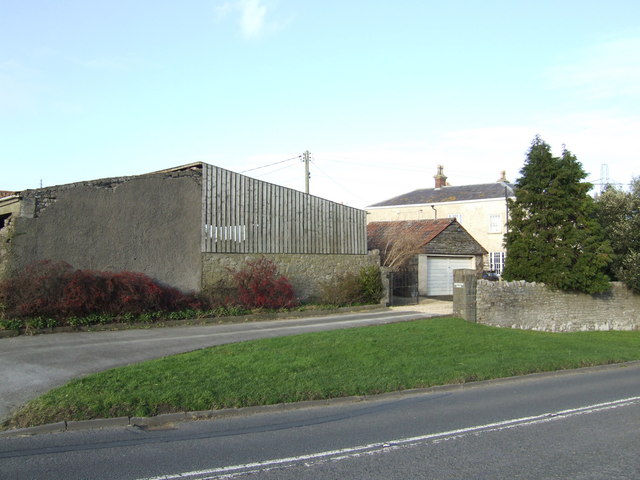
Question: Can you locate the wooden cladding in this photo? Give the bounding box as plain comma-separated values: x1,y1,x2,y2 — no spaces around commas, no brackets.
201,164,367,254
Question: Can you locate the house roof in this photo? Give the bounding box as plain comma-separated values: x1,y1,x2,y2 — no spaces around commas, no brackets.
367,218,455,251
368,182,515,208
0,191,16,199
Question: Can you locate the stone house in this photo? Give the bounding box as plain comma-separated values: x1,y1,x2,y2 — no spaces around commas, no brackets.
367,218,486,296
0,163,377,300
366,165,514,275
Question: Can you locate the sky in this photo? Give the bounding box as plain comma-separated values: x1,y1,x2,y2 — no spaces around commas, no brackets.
1,0,639,208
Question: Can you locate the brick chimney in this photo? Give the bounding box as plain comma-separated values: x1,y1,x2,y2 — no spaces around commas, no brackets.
434,165,447,189
497,170,508,182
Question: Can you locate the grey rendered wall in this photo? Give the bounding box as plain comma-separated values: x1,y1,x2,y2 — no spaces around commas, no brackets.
202,252,380,302
475,280,640,332
8,171,202,292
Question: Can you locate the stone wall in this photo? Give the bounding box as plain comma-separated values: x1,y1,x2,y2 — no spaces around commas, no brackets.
0,196,21,281
201,252,381,302
474,280,640,332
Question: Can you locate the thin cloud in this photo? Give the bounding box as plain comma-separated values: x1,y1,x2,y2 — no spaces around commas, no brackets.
216,0,287,39
546,36,640,99
239,0,268,38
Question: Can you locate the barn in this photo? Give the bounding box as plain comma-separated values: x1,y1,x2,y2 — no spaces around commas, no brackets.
0,163,377,300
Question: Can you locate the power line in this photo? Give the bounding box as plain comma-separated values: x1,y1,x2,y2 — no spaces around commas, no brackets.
240,155,302,174
249,162,300,178
309,158,370,205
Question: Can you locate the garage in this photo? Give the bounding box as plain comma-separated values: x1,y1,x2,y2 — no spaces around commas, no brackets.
367,219,486,302
423,256,475,296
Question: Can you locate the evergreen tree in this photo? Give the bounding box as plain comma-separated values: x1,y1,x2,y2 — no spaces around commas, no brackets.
595,178,640,292
502,136,611,294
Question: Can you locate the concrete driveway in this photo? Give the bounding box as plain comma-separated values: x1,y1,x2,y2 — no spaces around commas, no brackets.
0,304,451,423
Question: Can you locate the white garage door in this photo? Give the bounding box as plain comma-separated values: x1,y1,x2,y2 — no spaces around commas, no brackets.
426,257,474,296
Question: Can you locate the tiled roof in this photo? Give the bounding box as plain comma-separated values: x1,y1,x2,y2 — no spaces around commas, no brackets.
368,182,514,207
367,218,487,256
367,218,454,251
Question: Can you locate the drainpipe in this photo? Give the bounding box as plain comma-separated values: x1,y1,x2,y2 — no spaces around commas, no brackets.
431,205,437,219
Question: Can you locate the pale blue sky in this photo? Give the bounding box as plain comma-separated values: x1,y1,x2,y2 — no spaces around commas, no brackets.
2,1,639,207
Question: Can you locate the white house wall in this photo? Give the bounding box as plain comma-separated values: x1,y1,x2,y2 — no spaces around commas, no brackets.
367,197,508,257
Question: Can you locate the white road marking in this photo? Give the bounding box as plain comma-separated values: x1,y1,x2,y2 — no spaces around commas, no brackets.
137,396,640,480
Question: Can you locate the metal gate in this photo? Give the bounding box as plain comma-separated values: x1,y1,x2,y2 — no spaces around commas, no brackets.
389,262,419,306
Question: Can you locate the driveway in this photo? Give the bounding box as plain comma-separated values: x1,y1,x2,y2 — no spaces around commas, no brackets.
0,303,451,423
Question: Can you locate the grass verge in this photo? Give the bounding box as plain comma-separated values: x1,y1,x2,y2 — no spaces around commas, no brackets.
6,317,640,429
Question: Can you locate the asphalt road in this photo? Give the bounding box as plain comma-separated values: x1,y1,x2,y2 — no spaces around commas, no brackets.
0,309,430,422
2,362,639,479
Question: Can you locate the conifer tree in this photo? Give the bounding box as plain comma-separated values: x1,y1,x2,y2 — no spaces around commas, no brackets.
502,136,611,294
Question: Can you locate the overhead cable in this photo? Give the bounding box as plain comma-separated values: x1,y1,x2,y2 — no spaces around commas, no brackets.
240,155,302,173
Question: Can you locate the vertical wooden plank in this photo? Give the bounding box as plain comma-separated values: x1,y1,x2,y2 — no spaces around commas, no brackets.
311,195,318,254
240,173,247,254
207,164,214,253
222,168,230,253
292,190,298,253
214,166,221,253
262,181,268,253
229,170,237,252
297,191,302,253
201,163,208,252
273,183,280,253
220,168,227,253
246,176,252,253
308,193,313,254
303,194,309,254
284,187,290,253
346,207,352,254
251,177,258,253
320,197,324,254
360,210,369,255
255,179,262,253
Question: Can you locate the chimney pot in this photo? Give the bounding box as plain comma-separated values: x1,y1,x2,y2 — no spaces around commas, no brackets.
434,165,448,189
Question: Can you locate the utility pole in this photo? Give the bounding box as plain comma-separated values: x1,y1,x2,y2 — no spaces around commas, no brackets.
303,150,310,194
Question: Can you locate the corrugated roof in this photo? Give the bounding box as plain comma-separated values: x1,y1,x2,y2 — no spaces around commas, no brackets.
369,182,514,207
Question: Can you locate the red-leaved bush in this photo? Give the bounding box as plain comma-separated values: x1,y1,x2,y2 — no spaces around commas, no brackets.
230,257,297,309
0,260,203,319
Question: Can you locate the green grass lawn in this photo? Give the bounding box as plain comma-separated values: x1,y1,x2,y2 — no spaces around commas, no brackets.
6,317,640,429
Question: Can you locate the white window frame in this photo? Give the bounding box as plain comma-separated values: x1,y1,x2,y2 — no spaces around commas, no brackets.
489,214,502,233
489,252,506,275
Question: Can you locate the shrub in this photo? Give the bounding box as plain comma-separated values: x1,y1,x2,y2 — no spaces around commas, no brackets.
319,266,382,306
0,260,205,321
0,260,74,319
319,271,362,306
229,257,297,310
358,265,383,304
198,279,238,307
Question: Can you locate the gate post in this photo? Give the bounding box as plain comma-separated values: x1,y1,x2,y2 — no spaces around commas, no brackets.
381,267,393,306
453,269,477,322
